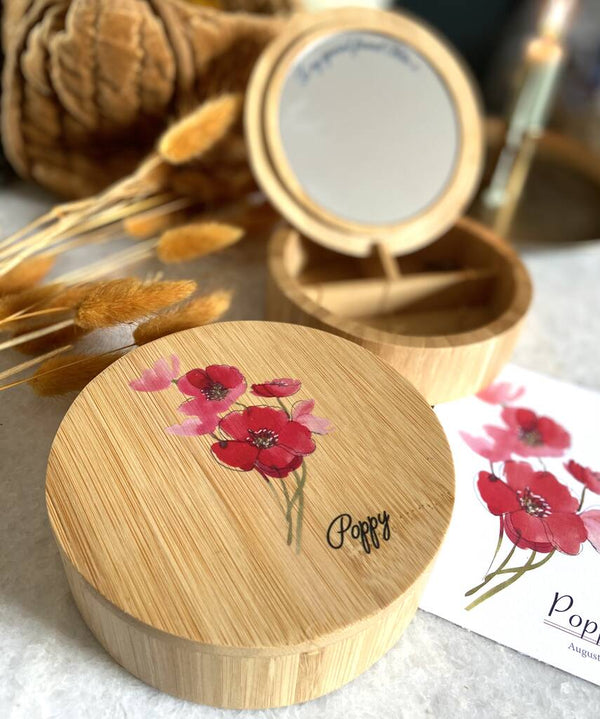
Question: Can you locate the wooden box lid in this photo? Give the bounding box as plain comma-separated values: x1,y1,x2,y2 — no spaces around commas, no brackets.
46,322,454,707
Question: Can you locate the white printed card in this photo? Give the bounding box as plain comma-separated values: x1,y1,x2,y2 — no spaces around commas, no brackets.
421,365,600,685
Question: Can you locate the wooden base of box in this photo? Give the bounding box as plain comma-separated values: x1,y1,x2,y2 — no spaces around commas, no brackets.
63,551,429,708
267,217,532,404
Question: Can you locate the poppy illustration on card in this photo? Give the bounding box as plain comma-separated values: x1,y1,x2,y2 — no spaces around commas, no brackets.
460,381,600,610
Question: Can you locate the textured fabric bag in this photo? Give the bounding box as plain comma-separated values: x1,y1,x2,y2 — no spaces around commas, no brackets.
2,0,290,197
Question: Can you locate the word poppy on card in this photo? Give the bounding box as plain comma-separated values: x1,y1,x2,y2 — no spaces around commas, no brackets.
251,378,301,397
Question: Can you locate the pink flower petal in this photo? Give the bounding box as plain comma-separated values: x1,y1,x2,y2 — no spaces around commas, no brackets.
460,431,513,462
129,355,180,392
581,510,600,552
291,399,333,435
166,414,218,436
297,414,334,435
477,382,525,405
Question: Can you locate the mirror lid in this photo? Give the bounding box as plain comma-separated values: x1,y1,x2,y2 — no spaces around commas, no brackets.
245,8,484,258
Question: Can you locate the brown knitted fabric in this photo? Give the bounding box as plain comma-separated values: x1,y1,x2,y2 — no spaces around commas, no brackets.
1,0,288,198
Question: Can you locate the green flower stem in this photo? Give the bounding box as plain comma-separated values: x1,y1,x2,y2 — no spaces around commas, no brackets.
266,480,285,517
465,541,518,597
287,464,306,513
279,479,294,545
295,485,305,555
279,478,291,506
465,550,538,611
276,397,289,417
484,521,505,577
579,487,587,511
292,464,307,554
268,464,308,551
487,549,554,577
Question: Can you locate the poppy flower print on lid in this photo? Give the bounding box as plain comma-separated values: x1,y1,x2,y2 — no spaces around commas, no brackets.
131,359,332,552
251,378,301,398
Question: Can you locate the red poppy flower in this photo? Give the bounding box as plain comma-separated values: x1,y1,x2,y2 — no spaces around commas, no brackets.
212,406,315,478
251,378,301,398
177,365,245,415
477,461,587,555
565,460,600,494
484,407,571,459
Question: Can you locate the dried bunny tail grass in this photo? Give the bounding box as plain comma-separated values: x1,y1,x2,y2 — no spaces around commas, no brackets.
123,197,195,239
158,94,242,164
100,154,171,204
133,291,232,345
167,169,222,203
124,209,184,239
157,223,244,263
28,351,126,396
221,198,280,233
45,283,95,309
0,284,96,333
0,283,64,321
0,254,55,295
75,278,197,329
0,345,73,383
15,324,90,356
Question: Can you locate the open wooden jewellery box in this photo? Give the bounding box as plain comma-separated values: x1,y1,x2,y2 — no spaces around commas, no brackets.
246,7,532,405
45,7,530,711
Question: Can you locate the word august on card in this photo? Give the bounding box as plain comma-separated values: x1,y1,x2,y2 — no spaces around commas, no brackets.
327,512,391,554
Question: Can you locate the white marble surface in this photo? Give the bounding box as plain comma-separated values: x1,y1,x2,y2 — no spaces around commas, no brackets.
1,181,600,718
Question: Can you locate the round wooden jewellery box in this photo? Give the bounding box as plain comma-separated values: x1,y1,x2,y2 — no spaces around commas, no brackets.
246,8,532,404
47,322,454,708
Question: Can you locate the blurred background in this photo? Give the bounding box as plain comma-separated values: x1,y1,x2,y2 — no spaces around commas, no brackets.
3,0,599,245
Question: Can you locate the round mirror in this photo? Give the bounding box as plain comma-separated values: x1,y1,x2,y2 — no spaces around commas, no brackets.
246,8,483,256
278,31,460,226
